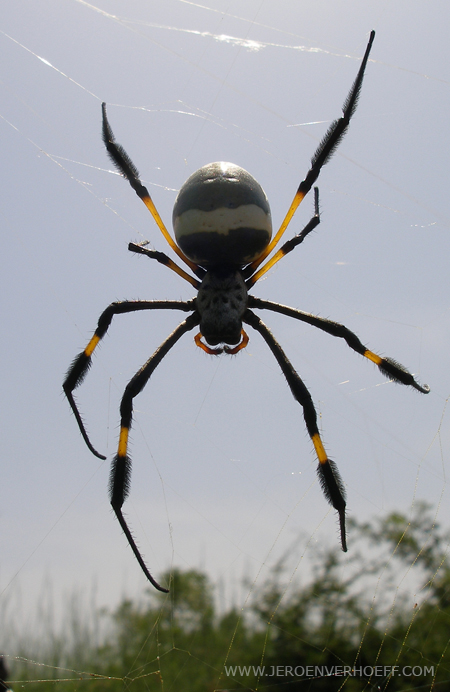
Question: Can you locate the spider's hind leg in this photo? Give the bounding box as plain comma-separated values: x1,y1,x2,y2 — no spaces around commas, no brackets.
101,103,200,277
247,31,375,278
244,309,347,551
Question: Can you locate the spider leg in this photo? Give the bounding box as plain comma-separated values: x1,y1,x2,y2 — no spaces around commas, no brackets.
244,309,347,551
101,103,202,279
248,30,375,277
128,242,203,288
110,312,200,591
248,297,430,394
245,188,320,286
63,299,196,459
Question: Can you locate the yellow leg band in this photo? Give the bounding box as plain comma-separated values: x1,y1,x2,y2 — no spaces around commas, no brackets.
249,189,307,271
118,427,129,457
141,194,198,272
85,334,100,357
364,350,382,366
312,433,328,464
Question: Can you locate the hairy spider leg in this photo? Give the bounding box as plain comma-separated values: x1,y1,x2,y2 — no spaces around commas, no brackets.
111,312,200,592
246,30,375,281
101,103,202,279
248,297,430,394
246,188,320,288
244,309,347,550
63,299,196,458
128,241,202,288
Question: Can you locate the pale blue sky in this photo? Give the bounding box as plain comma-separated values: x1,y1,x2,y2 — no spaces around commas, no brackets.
1,0,449,627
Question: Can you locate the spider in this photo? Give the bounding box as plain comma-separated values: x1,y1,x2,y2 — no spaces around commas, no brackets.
64,31,429,592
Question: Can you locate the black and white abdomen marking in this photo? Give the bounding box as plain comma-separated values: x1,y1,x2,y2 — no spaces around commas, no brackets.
173,162,272,267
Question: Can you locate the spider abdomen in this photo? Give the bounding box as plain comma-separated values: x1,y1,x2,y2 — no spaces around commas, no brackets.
173,162,272,267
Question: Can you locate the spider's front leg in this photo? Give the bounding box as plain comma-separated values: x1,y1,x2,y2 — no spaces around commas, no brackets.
244,309,347,551
110,312,200,592
248,297,430,394
63,299,196,459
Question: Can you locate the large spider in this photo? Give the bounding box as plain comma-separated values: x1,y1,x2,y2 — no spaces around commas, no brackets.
64,31,429,592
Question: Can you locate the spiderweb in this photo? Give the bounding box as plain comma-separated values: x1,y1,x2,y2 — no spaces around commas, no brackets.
1,1,449,690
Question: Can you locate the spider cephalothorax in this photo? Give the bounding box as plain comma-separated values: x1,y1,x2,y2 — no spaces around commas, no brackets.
196,268,248,352
64,31,429,592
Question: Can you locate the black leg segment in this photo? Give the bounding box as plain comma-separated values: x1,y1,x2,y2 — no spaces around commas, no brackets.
102,103,201,277
128,241,203,288
244,309,347,551
245,187,320,286
63,299,196,459
248,31,375,275
110,312,200,591
248,297,430,394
